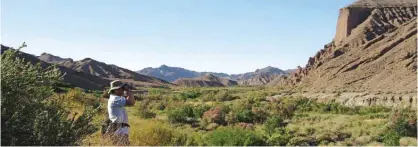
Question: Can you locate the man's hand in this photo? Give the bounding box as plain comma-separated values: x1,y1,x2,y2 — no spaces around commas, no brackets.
125,89,135,106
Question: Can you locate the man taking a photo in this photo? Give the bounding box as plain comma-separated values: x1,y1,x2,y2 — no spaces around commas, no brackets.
105,80,135,145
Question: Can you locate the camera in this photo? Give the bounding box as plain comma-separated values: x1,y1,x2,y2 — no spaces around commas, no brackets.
123,83,134,90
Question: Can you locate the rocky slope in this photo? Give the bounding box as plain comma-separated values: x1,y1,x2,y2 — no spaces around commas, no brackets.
275,0,417,94
173,74,238,87
233,66,287,86
38,53,73,63
1,45,110,90
138,65,229,82
37,54,171,87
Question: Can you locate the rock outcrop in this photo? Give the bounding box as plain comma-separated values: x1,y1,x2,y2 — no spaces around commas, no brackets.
233,66,287,86
239,73,281,86
137,65,229,82
38,53,73,63
173,74,238,87
275,0,417,94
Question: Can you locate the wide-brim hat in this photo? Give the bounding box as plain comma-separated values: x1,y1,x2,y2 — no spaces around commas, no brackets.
108,80,127,94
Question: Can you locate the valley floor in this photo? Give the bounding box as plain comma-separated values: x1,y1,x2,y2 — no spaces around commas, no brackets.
77,86,416,146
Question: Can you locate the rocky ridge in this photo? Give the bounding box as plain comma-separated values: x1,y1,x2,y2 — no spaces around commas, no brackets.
270,0,417,107
278,0,417,93
37,52,171,88
173,74,238,87
138,65,287,85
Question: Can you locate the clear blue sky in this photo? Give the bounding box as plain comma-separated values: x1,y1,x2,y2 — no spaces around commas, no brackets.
1,0,355,74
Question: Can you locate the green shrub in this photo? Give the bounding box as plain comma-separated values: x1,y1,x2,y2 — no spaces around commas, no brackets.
287,137,318,146
176,89,201,100
263,116,285,136
1,46,97,145
186,132,205,146
138,109,156,119
148,88,168,95
383,130,401,146
205,127,266,146
131,122,187,146
214,90,235,101
358,106,391,115
382,109,417,146
247,91,269,102
252,107,269,123
225,111,238,125
200,90,217,101
236,109,254,123
193,104,211,118
267,132,293,146
167,105,195,124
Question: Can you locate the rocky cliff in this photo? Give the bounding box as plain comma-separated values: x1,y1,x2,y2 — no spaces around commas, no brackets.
275,0,417,96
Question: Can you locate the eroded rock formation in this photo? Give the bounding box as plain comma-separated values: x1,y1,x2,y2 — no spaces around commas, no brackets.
275,0,417,95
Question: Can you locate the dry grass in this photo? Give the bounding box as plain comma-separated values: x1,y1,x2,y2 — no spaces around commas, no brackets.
287,113,389,145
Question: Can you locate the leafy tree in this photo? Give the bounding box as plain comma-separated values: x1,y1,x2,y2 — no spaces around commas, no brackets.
1,44,98,145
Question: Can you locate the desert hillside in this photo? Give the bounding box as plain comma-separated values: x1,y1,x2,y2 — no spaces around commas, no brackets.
173,74,238,87
274,0,417,94
1,45,110,90
138,65,230,82
38,53,171,88
235,66,287,86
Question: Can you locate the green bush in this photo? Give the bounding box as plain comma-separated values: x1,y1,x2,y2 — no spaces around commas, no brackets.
287,137,318,146
200,90,217,101
186,132,205,146
176,89,201,100
267,132,293,146
205,127,266,146
137,109,156,119
263,116,285,136
382,109,417,145
247,91,270,102
383,130,401,146
236,109,254,123
131,122,187,146
214,90,235,101
252,107,269,123
193,104,211,118
167,105,195,124
358,106,391,115
1,46,97,145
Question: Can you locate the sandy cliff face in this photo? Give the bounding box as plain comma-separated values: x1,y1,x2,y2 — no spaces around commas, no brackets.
275,0,417,95
334,0,417,46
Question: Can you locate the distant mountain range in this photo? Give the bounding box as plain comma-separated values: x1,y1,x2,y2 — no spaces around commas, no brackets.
35,52,172,89
173,74,238,87
5,48,294,89
138,65,230,82
137,65,292,86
